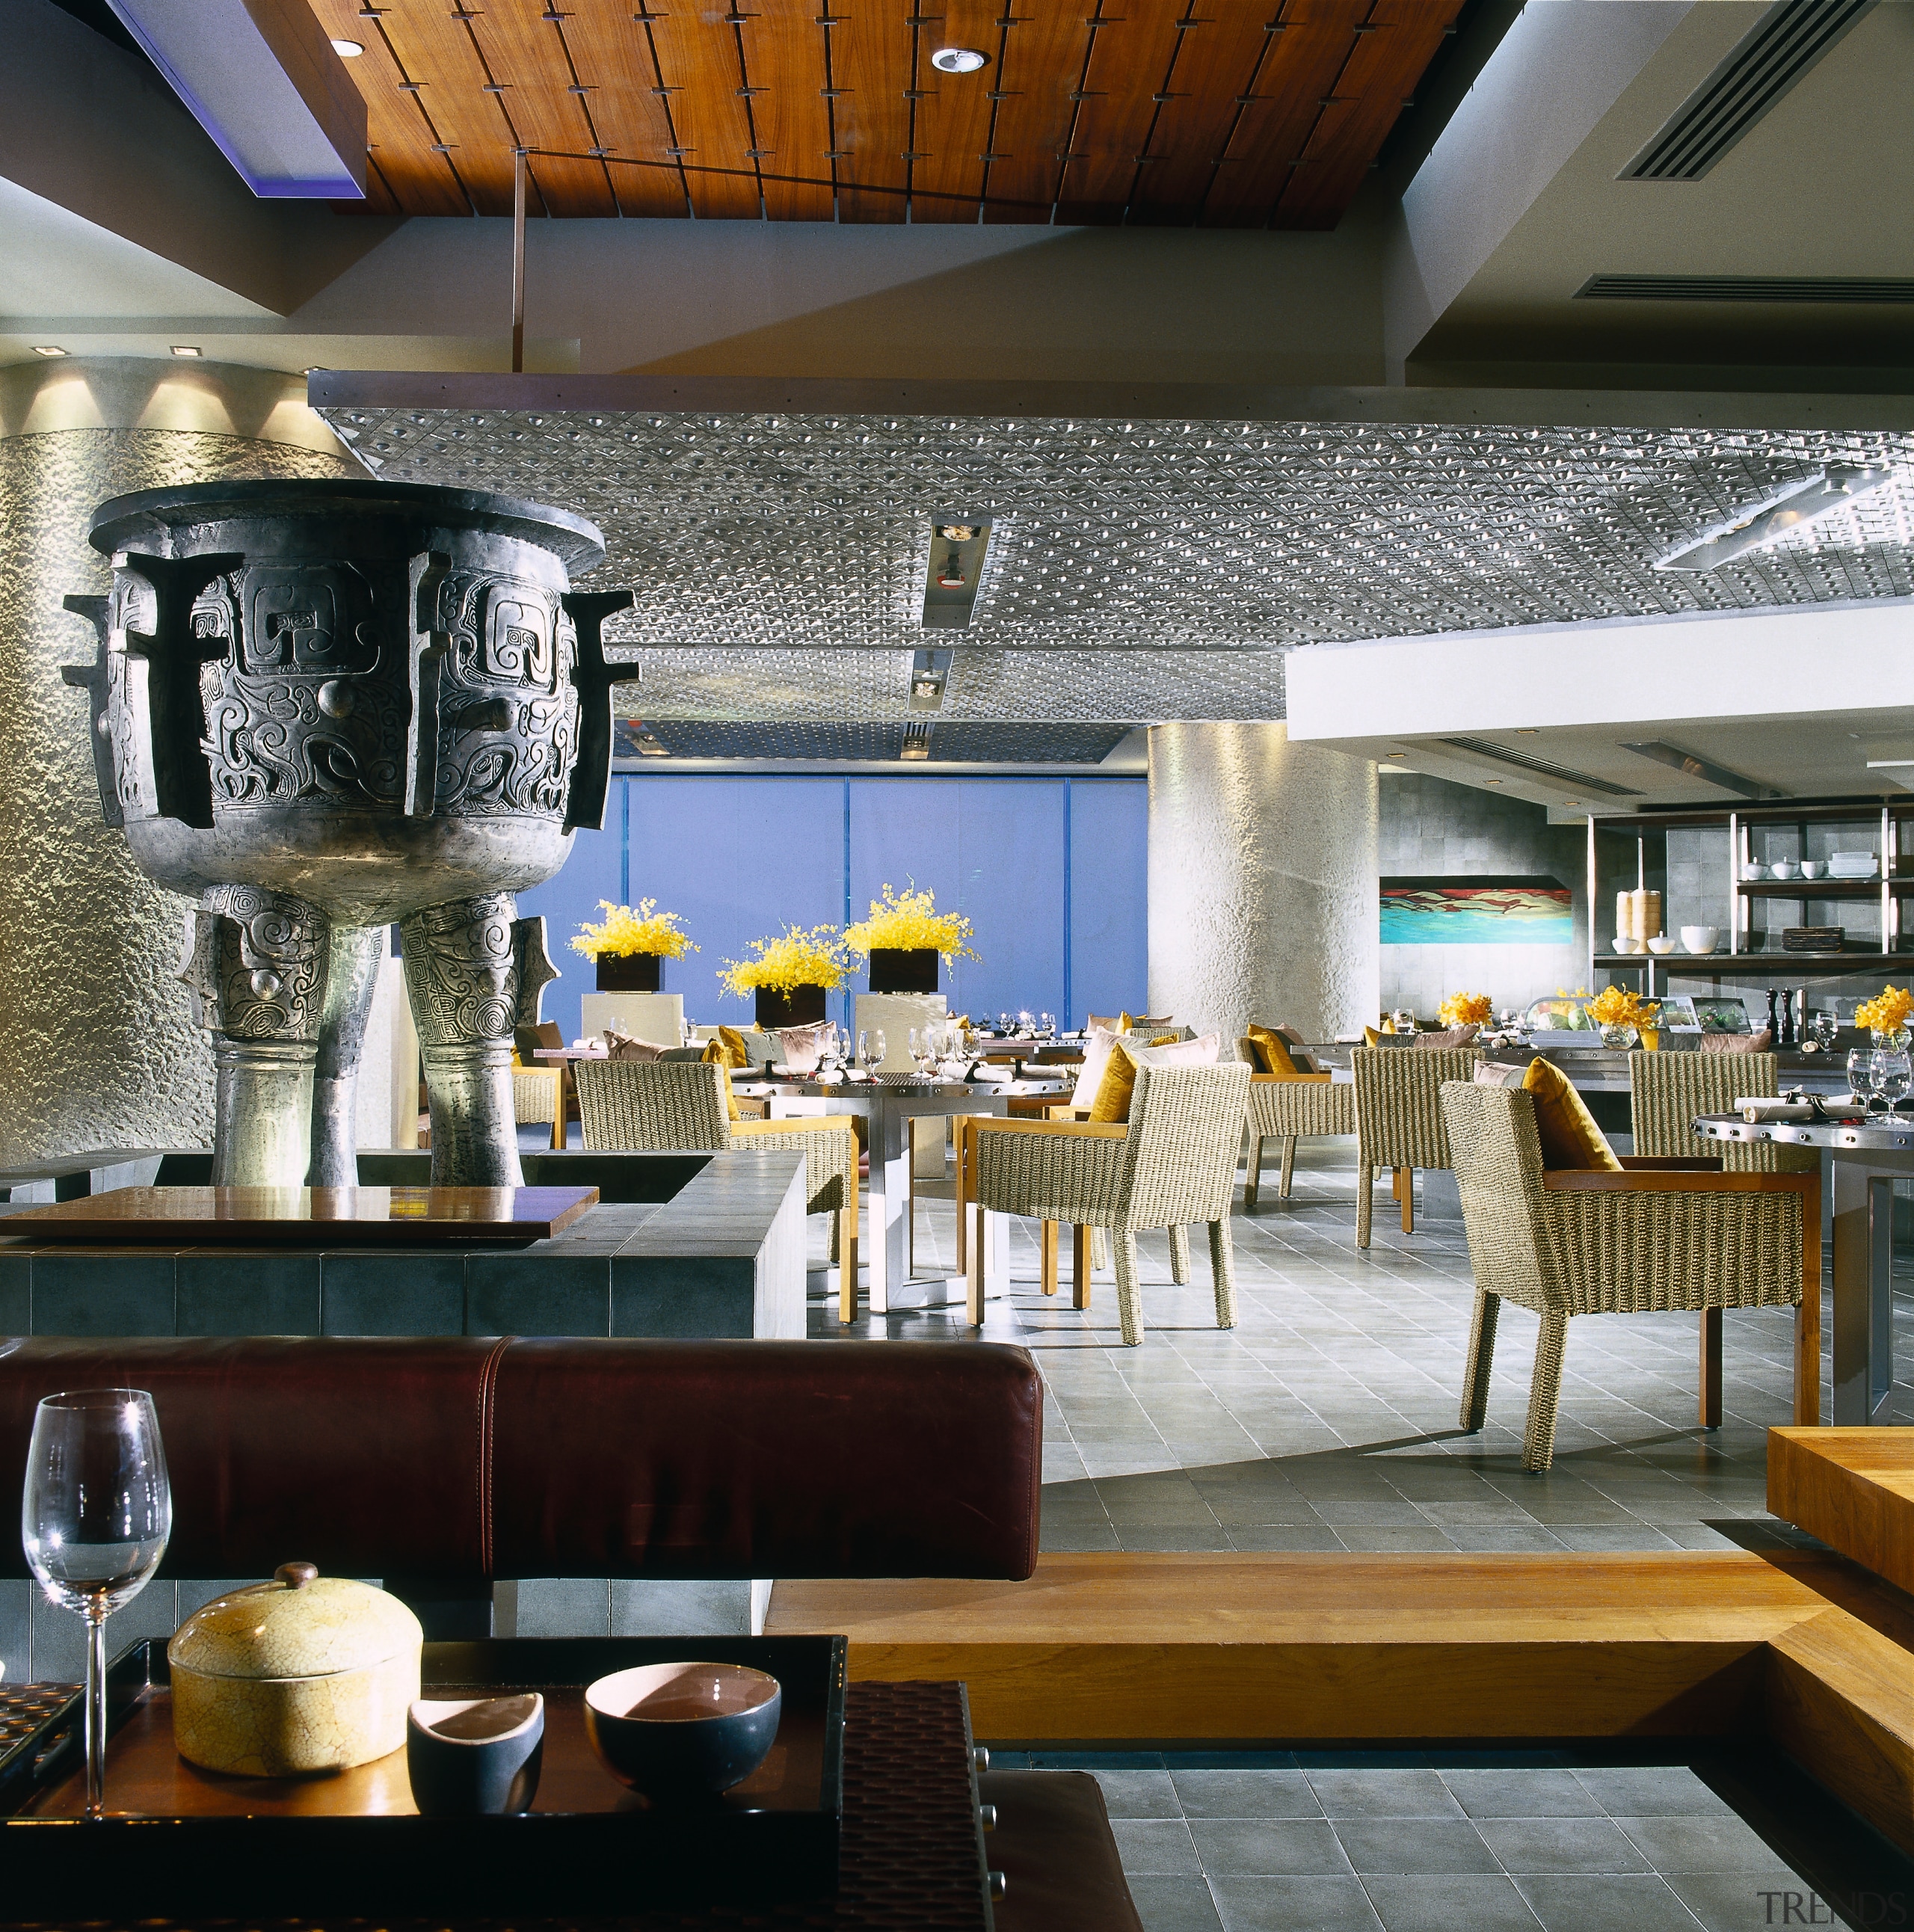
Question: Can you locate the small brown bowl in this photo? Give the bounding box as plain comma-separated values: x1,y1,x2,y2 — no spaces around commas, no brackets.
583,1662,781,1800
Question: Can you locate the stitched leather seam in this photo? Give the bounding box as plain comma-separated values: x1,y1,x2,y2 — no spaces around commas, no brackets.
477,1335,514,1574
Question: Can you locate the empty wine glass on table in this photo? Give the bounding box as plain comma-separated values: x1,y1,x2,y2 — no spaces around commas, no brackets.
1038,1012,1056,1040
22,1389,170,1819
909,1028,937,1080
1875,1051,1912,1113
1849,1047,1874,1106
858,1028,885,1077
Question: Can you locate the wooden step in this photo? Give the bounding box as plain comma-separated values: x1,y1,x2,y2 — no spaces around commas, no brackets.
1769,1426,1914,1595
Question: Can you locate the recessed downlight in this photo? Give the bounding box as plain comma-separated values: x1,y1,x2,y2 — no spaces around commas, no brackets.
170,345,202,357
31,345,67,357
930,46,987,73
330,37,364,57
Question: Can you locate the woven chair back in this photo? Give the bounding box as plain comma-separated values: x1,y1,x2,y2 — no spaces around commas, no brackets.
1628,1050,1797,1172
575,1059,730,1151
1439,1080,1557,1305
1124,1060,1252,1226
510,1070,559,1127
1353,1047,1482,1171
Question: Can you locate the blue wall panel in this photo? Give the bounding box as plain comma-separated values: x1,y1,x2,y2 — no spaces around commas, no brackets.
1069,779,1150,1028
519,773,1145,1039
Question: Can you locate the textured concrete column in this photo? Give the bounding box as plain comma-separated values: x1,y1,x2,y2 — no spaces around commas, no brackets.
1148,722,1379,1045
0,358,351,1165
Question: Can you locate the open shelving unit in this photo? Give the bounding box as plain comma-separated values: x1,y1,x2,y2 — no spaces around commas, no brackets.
1589,797,1914,997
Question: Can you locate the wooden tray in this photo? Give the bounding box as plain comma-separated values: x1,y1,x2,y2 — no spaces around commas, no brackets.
0,1634,846,1916
0,1184,600,1246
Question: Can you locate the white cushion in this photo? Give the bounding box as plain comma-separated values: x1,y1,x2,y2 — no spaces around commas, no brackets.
1071,1026,1123,1109
777,1022,835,1073
1127,1032,1222,1069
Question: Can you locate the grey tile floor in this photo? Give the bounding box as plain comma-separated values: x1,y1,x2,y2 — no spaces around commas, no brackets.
986,1753,1840,1932
812,1140,1914,1555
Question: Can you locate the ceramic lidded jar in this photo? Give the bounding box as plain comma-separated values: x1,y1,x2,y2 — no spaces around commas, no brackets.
167,1561,422,1777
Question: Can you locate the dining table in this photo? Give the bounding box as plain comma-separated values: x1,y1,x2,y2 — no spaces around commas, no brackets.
738,1071,1071,1314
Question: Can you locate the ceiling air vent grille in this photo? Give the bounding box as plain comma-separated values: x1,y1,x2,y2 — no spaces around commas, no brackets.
1578,274,1914,303
1622,0,1875,181
1437,737,1644,799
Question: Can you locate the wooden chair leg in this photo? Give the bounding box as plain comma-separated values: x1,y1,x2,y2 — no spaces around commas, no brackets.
1796,1173,1822,1427
964,1202,985,1326
1112,1228,1143,1347
1391,1169,1402,1200
1278,1136,1296,1199
1071,1225,1091,1309
1399,1169,1414,1234
550,1104,564,1151
1521,1311,1570,1472
1459,1288,1500,1431
1356,1163,1374,1249
1040,1220,1059,1296
1207,1218,1237,1330
1168,1223,1190,1285
1246,1135,1263,1209
1700,1305,1723,1429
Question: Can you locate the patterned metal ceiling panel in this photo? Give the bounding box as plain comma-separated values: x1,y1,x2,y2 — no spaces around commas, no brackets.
609,645,1286,722
323,406,1914,662
612,717,1132,763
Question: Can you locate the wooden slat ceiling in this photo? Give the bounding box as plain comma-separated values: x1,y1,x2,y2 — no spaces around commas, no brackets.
312,0,1462,229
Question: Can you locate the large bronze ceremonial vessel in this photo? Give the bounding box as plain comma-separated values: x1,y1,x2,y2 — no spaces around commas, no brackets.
64,479,630,1186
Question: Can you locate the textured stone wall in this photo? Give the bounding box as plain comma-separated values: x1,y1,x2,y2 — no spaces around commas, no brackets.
1147,722,1379,1045
0,362,352,1164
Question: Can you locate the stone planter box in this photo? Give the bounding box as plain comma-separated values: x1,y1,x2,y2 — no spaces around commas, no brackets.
597,953,662,992
867,948,938,994
754,985,828,1028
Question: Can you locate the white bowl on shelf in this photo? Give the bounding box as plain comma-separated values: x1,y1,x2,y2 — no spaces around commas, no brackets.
1742,863,1767,880
1680,926,1720,954
1646,936,1676,955
1612,935,1645,955
1800,860,1827,880
1770,858,1799,881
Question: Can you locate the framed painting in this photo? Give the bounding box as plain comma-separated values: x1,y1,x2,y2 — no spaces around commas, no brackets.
1380,876,1574,946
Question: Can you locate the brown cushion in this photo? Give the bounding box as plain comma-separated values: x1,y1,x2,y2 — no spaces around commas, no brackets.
1415,1025,1480,1050
980,1769,1145,1932
1522,1056,1622,1170
1700,1028,1774,1054
605,1030,662,1062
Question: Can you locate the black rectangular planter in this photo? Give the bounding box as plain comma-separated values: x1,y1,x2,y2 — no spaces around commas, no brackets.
755,985,829,1028
867,948,939,994
596,953,662,992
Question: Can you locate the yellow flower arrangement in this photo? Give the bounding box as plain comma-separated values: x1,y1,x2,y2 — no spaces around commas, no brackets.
718,924,849,999
843,884,979,965
1855,985,1914,1036
1587,985,1659,1032
1438,991,1493,1028
569,898,698,962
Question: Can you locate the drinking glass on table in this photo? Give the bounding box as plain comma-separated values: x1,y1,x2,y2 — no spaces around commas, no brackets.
1391,1007,1417,1037
1038,1012,1056,1040
858,1028,885,1076
22,1389,170,1819
1849,1047,1874,1106
909,1028,938,1079
1874,1050,1912,1113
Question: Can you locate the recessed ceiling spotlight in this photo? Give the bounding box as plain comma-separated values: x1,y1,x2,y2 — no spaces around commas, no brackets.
1516,728,1539,736
330,37,364,56
170,345,202,357
1385,750,1406,758
938,523,977,541
930,46,987,73
31,345,67,357
1563,799,1580,807
1483,778,1503,785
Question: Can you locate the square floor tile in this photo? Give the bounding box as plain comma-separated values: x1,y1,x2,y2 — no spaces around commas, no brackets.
1127,1874,1226,1932
1475,1815,1653,1874
1439,1771,1605,1818
1513,1874,1708,1932
1111,1819,1204,1875
1360,1874,1543,1932
1190,1819,1350,1876
1664,1869,1822,1932
1307,1770,1464,1819
1097,1769,1183,1818
1613,1814,1791,1874
1575,1768,1733,1817
1210,1874,1383,1932
1332,1818,1498,1875
1172,1770,1323,1820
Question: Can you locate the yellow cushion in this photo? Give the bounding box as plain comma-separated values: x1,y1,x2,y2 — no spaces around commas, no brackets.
1118,1012,1136,1034
1362,1027,1383,1049
1089,1041,1142,1123
715,1024,751,1069
1521,1056,1621,1171
702,1038,742,1121
1246,1024,1299,1077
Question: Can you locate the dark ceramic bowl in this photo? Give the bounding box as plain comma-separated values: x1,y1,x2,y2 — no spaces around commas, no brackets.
407,1693,544,1815
582,1663,781,1800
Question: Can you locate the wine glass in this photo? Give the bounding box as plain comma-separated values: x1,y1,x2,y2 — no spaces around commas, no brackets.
1038,1012,1056,1040
1876,1051,1912,1113
997,1012,1012,1036
909,1028,936,1080
1848,1047,1873,1106
22,1389,170,1819
858,1028,885,1076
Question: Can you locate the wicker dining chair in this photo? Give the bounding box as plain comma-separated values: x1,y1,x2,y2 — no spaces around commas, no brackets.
1628,1049,1822,1425
958,1060,1251,1347
1234,1036,1356,1207
510,1059,566,1150
1441,1079,1815,1471
1351,1045,1482,1246
575,1059,859,1320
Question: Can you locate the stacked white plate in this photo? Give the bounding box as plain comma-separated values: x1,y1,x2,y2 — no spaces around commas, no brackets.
1830,851,1878,879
